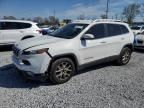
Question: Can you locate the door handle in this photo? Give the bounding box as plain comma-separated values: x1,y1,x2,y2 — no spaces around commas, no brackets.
121,38,125,40
20,31,24,33
100,41,107,43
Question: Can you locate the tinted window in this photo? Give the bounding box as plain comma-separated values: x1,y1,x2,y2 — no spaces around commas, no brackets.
106,24,121,37
120,25,129,34
0,22,2,30
50,23,88,39
86,24,105,39
0,22,18,30
19,23,32,29
0,22,5,30
0,22,31,30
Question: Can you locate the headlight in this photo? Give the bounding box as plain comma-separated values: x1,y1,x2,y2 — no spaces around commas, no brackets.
22,48,48,55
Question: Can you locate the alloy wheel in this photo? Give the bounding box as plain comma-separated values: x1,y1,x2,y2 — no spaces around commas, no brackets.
122,50,131,64
55,61,72,81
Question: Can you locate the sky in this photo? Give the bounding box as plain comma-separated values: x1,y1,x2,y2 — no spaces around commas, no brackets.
0,0,143,20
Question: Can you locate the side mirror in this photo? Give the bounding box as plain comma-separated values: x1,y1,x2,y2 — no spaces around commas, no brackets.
81,34,95,40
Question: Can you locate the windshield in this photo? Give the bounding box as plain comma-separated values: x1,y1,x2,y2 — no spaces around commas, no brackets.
49,23,88,39
131,26,141,30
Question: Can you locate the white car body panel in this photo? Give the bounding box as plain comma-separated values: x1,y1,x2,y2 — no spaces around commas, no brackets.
0,20,42,45
12,20,134,75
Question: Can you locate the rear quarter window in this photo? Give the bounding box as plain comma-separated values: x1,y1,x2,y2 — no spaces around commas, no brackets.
18,22,32,29
120,25,129,34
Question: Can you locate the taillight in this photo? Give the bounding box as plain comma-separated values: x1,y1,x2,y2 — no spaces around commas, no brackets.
36,30,42,34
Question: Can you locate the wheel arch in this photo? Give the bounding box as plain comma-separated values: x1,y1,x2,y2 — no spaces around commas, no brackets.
122,43,134,52
47,53,79,73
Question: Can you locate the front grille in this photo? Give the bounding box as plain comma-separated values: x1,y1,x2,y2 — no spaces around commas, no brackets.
13,46,20,57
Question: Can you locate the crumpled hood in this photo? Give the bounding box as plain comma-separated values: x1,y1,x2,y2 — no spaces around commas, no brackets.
16,35,66,50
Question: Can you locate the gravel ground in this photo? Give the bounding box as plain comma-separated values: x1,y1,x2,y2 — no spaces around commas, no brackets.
0,50,144,108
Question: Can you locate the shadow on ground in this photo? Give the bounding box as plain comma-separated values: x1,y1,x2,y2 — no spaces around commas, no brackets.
134,49,144,53
0,62,113,89
0,64,52,89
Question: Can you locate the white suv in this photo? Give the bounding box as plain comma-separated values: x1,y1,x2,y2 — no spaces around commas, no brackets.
12,19,134,84
0,20,42,45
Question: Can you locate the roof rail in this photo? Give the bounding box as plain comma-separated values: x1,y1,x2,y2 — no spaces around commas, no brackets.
93,19,122,22
73,20,93,23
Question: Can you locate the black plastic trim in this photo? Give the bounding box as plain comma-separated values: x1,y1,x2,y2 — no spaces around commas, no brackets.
46,51,53,58
78,55,119,70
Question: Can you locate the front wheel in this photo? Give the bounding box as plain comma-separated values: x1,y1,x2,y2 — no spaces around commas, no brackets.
116,47,132,65
49,58,75,84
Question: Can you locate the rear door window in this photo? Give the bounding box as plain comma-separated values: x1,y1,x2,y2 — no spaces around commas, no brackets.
0,22,32,30
18,23,32,29
0,22,18,30
106,24,121,37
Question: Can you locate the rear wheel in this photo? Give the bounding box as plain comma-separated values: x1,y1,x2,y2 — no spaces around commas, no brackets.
49,58,75,84
116,47,132,65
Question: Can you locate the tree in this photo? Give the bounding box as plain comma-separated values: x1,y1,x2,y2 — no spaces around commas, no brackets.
26,18,32,21
44,18,49,25
20,18,25,20
140,4,144,21
100,14,107,19
33,16,44,24
122,3,140,24
115,14,118,20
3,16,16,20
49,16,59,25
63,19,72,24
77,14,85,20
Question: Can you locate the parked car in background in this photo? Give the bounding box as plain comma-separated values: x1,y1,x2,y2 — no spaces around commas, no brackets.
12,19,134,84
134,31,144,49
41,26,59,35
0,20,42,45
131,25,144,35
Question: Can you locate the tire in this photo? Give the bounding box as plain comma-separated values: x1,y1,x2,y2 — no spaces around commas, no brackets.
116,47,132,65
49,58,75,84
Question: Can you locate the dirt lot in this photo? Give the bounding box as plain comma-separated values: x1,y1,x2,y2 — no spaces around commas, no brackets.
0,49,144,108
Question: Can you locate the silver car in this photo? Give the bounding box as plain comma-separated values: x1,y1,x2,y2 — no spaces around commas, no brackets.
134,31,144,49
